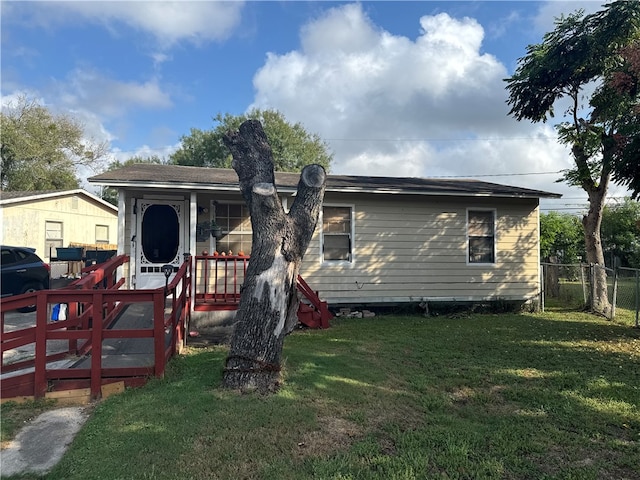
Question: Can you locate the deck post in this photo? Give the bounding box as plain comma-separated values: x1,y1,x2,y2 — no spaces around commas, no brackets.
154,291,166,378
34,292,48,398
90,291,104,399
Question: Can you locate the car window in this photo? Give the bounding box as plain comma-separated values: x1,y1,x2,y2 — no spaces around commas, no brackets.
15,250,29,261
1,249,17,265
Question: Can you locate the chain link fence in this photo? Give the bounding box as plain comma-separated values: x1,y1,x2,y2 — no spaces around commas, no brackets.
541,262,639,327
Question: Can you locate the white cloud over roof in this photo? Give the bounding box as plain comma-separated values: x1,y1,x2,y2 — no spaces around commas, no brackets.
246,3,623,205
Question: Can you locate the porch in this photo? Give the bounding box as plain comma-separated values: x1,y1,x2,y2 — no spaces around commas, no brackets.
1,254,331,401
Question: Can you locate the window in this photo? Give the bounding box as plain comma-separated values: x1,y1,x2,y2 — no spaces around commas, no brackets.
468,210,495,264
322,206,352,262
214,202,252,255
96,225,109,244
45,221,63,258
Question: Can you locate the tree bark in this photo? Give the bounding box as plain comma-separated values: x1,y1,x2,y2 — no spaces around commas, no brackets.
575,141,612,318
221,120,326,392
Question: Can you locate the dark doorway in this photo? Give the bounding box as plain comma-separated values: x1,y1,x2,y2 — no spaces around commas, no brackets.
142,204,179,263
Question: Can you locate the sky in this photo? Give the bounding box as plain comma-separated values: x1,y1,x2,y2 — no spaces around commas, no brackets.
1,0,630,212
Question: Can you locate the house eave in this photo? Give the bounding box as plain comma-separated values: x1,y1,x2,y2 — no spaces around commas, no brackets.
89,180,561,200
0,188,118,212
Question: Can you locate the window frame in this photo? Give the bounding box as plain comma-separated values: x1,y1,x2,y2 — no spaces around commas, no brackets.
45,220,64,259
212,200,253,255
466,208,497,265
95,224,110,244
320,204,355,265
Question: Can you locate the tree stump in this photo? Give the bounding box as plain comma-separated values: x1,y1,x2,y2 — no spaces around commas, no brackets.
221,120,326,392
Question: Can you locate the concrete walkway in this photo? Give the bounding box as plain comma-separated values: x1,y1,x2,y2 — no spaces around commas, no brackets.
1,302,155,477
1,407,89,477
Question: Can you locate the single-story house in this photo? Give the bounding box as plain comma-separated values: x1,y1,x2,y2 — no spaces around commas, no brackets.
0,189,118,264
88,164,560,310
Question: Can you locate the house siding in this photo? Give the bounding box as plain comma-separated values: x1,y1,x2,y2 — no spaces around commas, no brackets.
299,193,540,305
1,193,118,262
115,187,541,305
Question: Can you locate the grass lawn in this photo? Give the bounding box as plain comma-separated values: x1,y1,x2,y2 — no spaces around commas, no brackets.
2,310,639,479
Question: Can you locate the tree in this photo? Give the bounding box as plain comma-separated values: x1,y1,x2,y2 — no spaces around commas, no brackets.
505,1,640,317
170,109,332,173
601,198,640,268
1,95,107,191
221,120,326,393
608,41,640,198
540,211,585,264
100,155,166,205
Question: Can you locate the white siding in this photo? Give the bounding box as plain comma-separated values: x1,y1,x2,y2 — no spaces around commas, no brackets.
1,194,118,262
117,188,542,305
299,193,541,304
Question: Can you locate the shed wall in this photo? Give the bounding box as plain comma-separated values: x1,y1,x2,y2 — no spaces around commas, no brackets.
1,194,118,261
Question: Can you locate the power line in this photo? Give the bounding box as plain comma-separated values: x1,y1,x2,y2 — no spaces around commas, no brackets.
326,136,559,142
431,171,563,178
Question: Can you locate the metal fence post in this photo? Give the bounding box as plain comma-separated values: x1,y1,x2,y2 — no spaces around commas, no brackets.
540,265,545,312
636,269,639,329
611,267,618,320
590,263,596,311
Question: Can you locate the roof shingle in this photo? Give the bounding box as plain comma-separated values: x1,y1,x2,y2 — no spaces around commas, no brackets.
88,164,561,199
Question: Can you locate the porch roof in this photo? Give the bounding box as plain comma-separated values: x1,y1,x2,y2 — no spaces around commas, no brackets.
88,164,561,199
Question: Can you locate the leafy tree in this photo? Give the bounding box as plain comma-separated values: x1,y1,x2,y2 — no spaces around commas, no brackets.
1,95,107,191
505,1,640,317
540,211,585,264
608,41,640,197
100,155,166,205
601,198,640,268
170,109,332,172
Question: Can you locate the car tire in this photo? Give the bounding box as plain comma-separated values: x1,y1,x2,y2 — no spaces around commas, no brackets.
17,282,43,313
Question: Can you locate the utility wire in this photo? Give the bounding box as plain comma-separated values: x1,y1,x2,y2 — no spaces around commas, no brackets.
326,136,559,142
431,171,563,178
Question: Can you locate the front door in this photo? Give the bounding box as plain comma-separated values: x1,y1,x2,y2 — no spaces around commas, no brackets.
135,199,185,289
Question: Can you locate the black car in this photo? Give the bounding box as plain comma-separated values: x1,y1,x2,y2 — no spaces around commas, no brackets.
1,246,51,312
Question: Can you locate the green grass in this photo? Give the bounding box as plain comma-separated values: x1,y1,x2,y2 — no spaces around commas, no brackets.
1,398,58,446
3,310,639,479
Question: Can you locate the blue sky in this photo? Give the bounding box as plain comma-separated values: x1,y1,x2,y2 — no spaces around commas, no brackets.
1,1,626,211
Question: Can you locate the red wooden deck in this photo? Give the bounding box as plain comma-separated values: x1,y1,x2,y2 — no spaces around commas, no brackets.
192,254,333,328
1,254,331,401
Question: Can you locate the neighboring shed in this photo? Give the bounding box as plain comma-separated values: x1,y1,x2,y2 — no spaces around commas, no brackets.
0,189,118,263
88,164,561,308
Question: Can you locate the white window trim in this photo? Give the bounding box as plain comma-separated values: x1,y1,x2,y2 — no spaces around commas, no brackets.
211,199,253,254
96,224,110,244
466,208,497,266
320,203,355,266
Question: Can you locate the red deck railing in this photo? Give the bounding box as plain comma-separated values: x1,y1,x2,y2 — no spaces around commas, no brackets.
193,254,332,328
1,255,191,400
193,254,249,309
1,253,330,401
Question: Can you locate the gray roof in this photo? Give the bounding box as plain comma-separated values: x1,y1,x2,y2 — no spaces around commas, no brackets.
88,164,561,199
0,190,61,200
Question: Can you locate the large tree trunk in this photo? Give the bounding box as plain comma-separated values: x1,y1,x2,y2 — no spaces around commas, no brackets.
576,140,612,318
583,183,612,317
221,120,326,392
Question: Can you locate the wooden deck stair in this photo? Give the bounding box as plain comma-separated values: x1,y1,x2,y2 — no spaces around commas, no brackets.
296,275,333,329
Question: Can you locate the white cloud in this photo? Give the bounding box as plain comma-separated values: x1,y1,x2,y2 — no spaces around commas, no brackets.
250,5,541,179
247,1,632,211
533,1,605,34
6,1,245,47
54,68,173,118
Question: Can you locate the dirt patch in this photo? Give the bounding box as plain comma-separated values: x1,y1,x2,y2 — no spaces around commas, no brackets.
295,415,363,457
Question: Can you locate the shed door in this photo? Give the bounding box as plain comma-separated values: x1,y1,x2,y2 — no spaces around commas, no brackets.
135,200,185,289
